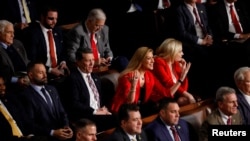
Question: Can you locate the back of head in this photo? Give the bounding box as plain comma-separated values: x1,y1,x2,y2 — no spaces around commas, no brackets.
109,56,129,73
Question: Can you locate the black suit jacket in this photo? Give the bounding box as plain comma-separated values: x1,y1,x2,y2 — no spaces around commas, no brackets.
21,85,69,138
23,22,65,67
175,2,213,44
0,93,34,141
65,68,103,120
0,39,29,84
208,0,250,41
0,0,38,24
107,127,148,141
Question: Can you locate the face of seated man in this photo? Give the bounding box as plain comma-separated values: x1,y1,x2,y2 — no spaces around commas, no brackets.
121,110,143,135
76,52,95,73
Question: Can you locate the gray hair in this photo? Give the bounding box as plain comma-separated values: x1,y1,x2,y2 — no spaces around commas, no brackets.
234,66,250,82
87,8,106,21
0,20,13,34
215,86,236,102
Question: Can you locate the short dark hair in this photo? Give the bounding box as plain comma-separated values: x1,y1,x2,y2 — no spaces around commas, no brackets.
117,103,140,124
72,118,96,133
75,48,93,61
27,61,45,73
157,98,178,112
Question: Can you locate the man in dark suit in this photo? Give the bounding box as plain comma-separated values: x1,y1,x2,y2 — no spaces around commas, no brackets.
144,98,197,141
21,61,73,141
23,5,69,82
65,48,114,132
64,8,113,68
0,20,30,90
207,0,250,88
107,103,148,141
234,67,250,125
175,0,218,99
199,86,243,141
0,75,48,141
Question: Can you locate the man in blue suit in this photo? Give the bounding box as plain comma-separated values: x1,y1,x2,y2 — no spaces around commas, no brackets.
144,98,198,141
21,61,73,141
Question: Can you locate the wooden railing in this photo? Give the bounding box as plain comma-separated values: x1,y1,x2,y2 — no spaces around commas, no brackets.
97,98,215,141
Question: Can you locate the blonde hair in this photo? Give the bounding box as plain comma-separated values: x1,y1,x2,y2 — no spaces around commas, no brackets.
156,38,182,62
120,47,153,77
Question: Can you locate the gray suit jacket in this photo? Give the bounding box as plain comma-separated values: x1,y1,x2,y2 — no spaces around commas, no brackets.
65,22,113,63
0,39,29,83
199,109,243,141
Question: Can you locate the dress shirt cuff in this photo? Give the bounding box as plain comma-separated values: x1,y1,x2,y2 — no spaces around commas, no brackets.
11,77,18,83
197,38,203,45
234,34,240,39
48,67,52,73
50,130,54,136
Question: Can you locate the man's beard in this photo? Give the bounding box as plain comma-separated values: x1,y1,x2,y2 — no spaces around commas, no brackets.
33,78,48,85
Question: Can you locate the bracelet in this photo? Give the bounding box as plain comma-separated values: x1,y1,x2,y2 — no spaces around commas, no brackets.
178,79,183,84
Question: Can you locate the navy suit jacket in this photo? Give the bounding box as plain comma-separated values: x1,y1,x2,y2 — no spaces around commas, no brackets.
175,2,212,45
107,127,148,141
236,91,250,125
144,116,192,141
21,85,69,138
23,22,65,67
66,68,103,120
0,39,29,83
208,0,250,41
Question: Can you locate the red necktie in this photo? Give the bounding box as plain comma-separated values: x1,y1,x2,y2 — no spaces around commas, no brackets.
230,4,242,33
87,75,100,108
47,30,57,68
227,117,232,125
90,33,99,61
170,126,180,141
193,7,207,36
163,0,170,8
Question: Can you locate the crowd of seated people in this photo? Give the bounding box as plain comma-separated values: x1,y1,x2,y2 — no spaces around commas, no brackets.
1,0,250,140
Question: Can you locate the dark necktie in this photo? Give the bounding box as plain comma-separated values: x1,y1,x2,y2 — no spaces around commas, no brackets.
230,4,242,33
87,75,100,108
227,117,232,125
170,126,180,141
41,88,54,112
193,7,207,36
47,30,57,68
90,33,99,61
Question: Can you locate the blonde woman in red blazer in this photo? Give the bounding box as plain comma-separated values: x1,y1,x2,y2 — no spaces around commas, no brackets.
153,38,196,106
110,47,191,116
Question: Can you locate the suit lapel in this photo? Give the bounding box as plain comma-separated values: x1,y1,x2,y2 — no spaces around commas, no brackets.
31,86,56,118
12,44,27,66
0,46,15,72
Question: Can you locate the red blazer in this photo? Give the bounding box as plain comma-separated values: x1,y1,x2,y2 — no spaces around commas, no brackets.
152,57,189,94
111,71,171,113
